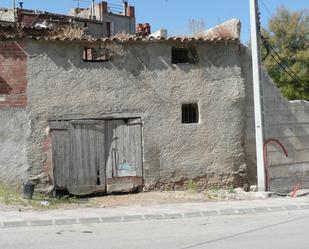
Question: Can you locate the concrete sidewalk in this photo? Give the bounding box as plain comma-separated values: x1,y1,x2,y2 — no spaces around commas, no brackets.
1,195,309,228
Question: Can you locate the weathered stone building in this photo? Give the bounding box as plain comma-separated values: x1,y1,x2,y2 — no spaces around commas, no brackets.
0,20,308,194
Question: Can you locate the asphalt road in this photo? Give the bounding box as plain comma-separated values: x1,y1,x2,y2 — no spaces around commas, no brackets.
1,210,309,249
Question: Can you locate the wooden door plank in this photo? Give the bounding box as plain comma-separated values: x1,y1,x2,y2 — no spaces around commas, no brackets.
106,119,143,179
88,125,97,185
105,118,143,193
126,123,141,177
118,120,126,176
51,120,106,195
123,124,129,165
128,124,137,176
105,120,114,179
81,125,88,185
51,129,70,189
95,122,106,189
69,123,78,187
135,125,143,177
106,120,124,179
68,121,106,195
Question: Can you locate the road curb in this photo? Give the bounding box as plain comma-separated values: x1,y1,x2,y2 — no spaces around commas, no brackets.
1,204,309,229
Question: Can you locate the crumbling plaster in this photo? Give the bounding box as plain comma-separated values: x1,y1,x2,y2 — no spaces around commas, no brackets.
24,40,247,190
0,109,30,186
2,38,308,193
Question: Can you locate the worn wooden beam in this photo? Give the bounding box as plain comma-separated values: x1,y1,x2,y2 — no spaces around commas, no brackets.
48,113,144,121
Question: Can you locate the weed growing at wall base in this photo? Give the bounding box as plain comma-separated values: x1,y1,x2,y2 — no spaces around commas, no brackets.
185,180,199,192
0,183,27,206
0,183,85,210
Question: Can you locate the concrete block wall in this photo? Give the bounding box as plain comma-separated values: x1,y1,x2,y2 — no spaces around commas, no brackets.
242,46,309,192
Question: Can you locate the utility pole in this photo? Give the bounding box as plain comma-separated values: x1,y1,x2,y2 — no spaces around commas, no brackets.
249,0,266,191
91,0,96,20
12,0,16,22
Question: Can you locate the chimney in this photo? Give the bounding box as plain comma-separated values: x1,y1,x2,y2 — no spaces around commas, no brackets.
97,1,107,20
136,23,151,37
136,23,143,35
143,23,151,35
123,0,128,16
127,6,135,17
99,1,108,16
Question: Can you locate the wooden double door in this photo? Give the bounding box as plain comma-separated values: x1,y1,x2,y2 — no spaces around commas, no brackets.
50,119,143,195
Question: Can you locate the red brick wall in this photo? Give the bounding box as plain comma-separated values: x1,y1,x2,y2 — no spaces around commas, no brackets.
20,14,46,27
0,41,27,108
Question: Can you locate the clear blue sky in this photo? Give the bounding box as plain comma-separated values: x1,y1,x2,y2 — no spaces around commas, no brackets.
0,0,308,41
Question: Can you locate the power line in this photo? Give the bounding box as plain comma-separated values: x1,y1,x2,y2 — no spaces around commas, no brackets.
260,0,274,19
261,35,305,83
258,0,305,87
260,35,304,87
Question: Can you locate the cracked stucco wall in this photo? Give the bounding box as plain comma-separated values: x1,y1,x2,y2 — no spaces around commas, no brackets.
23,40,247,190
0,40,30,189
2,40,308,193
0,109,30,187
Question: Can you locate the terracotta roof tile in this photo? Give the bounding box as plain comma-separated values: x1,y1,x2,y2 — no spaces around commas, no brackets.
0,24,239,43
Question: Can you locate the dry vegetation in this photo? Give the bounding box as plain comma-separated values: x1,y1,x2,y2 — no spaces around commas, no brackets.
103,32,136,56
0,185,263,212
51,26,92,40
111,32,136,41
194,25,236,40
51,28,136,42
187,18,238,40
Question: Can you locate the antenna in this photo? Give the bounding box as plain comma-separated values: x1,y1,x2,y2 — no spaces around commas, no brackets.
73,0,91,8
73,0,80,8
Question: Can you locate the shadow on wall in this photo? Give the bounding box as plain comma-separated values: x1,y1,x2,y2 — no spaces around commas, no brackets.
0,76,12,94
242,45,309,192
0,41,27,59
30,41,241,75
27,41,242,114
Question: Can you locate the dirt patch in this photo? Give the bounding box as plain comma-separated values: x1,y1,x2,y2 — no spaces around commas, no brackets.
86,191,213,208
0,191,214,211
0,187,266,212
86,188,262,208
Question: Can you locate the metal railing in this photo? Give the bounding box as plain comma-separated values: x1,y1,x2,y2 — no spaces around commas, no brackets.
107,3,124,14
73,1,125,15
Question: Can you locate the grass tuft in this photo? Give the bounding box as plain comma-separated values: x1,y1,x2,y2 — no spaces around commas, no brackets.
0,183,85,210
185,180,198,192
